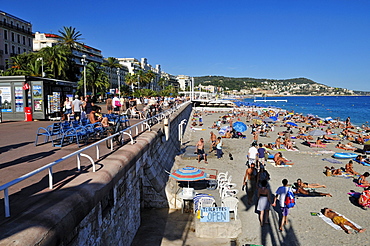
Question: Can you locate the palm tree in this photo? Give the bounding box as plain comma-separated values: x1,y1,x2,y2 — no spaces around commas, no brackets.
136,70,149,88
158,77,167,90
102,57,122,89
145,70,156,90
79,62,109,95
125,73,138,92
58,26,83,50
41,46,69,79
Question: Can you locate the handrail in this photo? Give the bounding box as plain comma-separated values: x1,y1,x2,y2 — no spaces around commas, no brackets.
0,101,190,218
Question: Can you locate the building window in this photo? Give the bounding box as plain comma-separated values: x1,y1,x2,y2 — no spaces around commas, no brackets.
4,44,8,54
23,36,25,45
17,34,20,43
18,47,21,54
11,21,13,26
11,32,14,42
28,38,31,46
5,59,9,69
4,30,7,40
12,45,15,54
3,18,6,24
23,48,26,53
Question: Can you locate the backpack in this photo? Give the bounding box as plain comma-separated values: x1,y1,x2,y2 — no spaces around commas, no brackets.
284,188,295,208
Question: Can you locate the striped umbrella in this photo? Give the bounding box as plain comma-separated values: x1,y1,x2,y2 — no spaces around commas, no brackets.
169,167,207,182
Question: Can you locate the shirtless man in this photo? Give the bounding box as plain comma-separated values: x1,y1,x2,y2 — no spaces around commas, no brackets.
322,207,365,234
243,163,258,205
358,172,370,187
294,179,332,197
274,152,294,165
209,132,217,153
345,160,359,175
196,138,208,164
325,166,342,175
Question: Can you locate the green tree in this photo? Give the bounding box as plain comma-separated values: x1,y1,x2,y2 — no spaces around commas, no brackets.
125,73,138,92
79,62,109,95
58,26,83,50
145,70,156,89
41,45,69,79
158,77,167,90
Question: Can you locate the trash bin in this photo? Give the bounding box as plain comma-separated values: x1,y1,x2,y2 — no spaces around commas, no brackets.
25,107,32,121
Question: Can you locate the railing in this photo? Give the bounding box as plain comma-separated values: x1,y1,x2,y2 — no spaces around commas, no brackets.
0,101,189,218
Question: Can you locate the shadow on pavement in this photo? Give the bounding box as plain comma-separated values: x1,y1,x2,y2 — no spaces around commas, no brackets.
0,150,57,169
0,141,34,154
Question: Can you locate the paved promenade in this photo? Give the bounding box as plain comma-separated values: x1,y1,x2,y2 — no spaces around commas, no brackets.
0,104,141,221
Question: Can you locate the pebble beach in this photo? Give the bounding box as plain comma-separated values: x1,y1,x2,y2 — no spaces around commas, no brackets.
164,106,370,246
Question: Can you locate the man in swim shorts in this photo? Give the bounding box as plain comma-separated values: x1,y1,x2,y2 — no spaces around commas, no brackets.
322,207,365,234
196,138,208,164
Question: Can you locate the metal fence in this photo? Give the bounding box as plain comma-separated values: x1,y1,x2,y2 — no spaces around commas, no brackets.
0,101,189,218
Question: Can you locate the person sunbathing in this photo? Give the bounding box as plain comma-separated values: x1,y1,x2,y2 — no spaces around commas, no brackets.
294,179,332,197
273,152,294,165
355,155,370,164
321,208,365,234
358,172,370,187
325,166,342,175
275,137,282,149
294,178,326,188
336,142,356,151
323,134,340,141
345,160,359,175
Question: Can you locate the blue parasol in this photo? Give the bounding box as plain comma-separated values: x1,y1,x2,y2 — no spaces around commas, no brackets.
233,121,248,132
286,122,298,127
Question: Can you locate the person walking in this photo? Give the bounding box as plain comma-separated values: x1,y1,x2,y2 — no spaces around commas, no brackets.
72,95,82,120
63,97,72,121
257,179,272,226
243,163,258,205
216,137,223,159
272,178,291,231
112,94,121,114
106,96,113,114
196,138,208,164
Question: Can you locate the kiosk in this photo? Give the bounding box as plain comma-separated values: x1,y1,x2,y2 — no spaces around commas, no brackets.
0,76,77,121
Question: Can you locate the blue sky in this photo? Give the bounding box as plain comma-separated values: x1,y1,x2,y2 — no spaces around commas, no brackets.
3,0,370,91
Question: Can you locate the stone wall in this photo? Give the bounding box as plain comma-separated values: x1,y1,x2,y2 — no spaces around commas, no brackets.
0,103,192,246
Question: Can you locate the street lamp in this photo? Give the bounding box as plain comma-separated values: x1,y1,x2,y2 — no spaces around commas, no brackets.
117,68,120,96
81,55,87,98
36,57,44,77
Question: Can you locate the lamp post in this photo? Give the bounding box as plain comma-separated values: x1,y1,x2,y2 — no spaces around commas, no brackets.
81,55,87,98
117,68,120,96
36,57,44,77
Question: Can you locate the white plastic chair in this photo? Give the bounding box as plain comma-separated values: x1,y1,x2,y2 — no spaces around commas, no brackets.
221,196,239,219
217,171,228,189
199,197,216,209
219,176,236,197
221,188,239,199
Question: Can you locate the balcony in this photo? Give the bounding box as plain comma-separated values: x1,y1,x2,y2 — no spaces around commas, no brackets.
0,21,32,35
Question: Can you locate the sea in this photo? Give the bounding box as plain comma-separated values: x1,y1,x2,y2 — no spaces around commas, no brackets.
240,96,370,127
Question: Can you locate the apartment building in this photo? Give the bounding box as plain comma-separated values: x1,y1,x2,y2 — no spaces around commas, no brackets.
0,10,33,70
176,75,192,90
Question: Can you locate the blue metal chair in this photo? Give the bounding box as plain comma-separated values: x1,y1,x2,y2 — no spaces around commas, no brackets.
53,126,88,147
35,122,62,146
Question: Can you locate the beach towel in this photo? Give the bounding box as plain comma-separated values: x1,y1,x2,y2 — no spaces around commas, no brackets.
322,158,342,164
318,150,335,154
347,192,361,199
318,211,363,231
267,160,292,168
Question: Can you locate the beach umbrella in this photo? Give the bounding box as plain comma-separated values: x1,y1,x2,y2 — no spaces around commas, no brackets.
269,116,278,121
169,167,207,182
286,122,298,127
233,121,248,132
263,118,274,123
308,129,327,136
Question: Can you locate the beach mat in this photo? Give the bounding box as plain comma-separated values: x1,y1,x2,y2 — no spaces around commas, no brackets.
318,211,362,231
322,158,342,164
267,160,292,168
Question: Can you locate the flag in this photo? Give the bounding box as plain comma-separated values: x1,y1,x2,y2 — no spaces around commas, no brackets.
22,83,30,90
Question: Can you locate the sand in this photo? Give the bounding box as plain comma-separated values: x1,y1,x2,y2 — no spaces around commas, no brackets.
164,108,370,246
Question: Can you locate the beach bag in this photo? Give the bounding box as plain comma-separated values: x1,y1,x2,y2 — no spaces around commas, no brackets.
284,188,295,208
115,100,121,107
